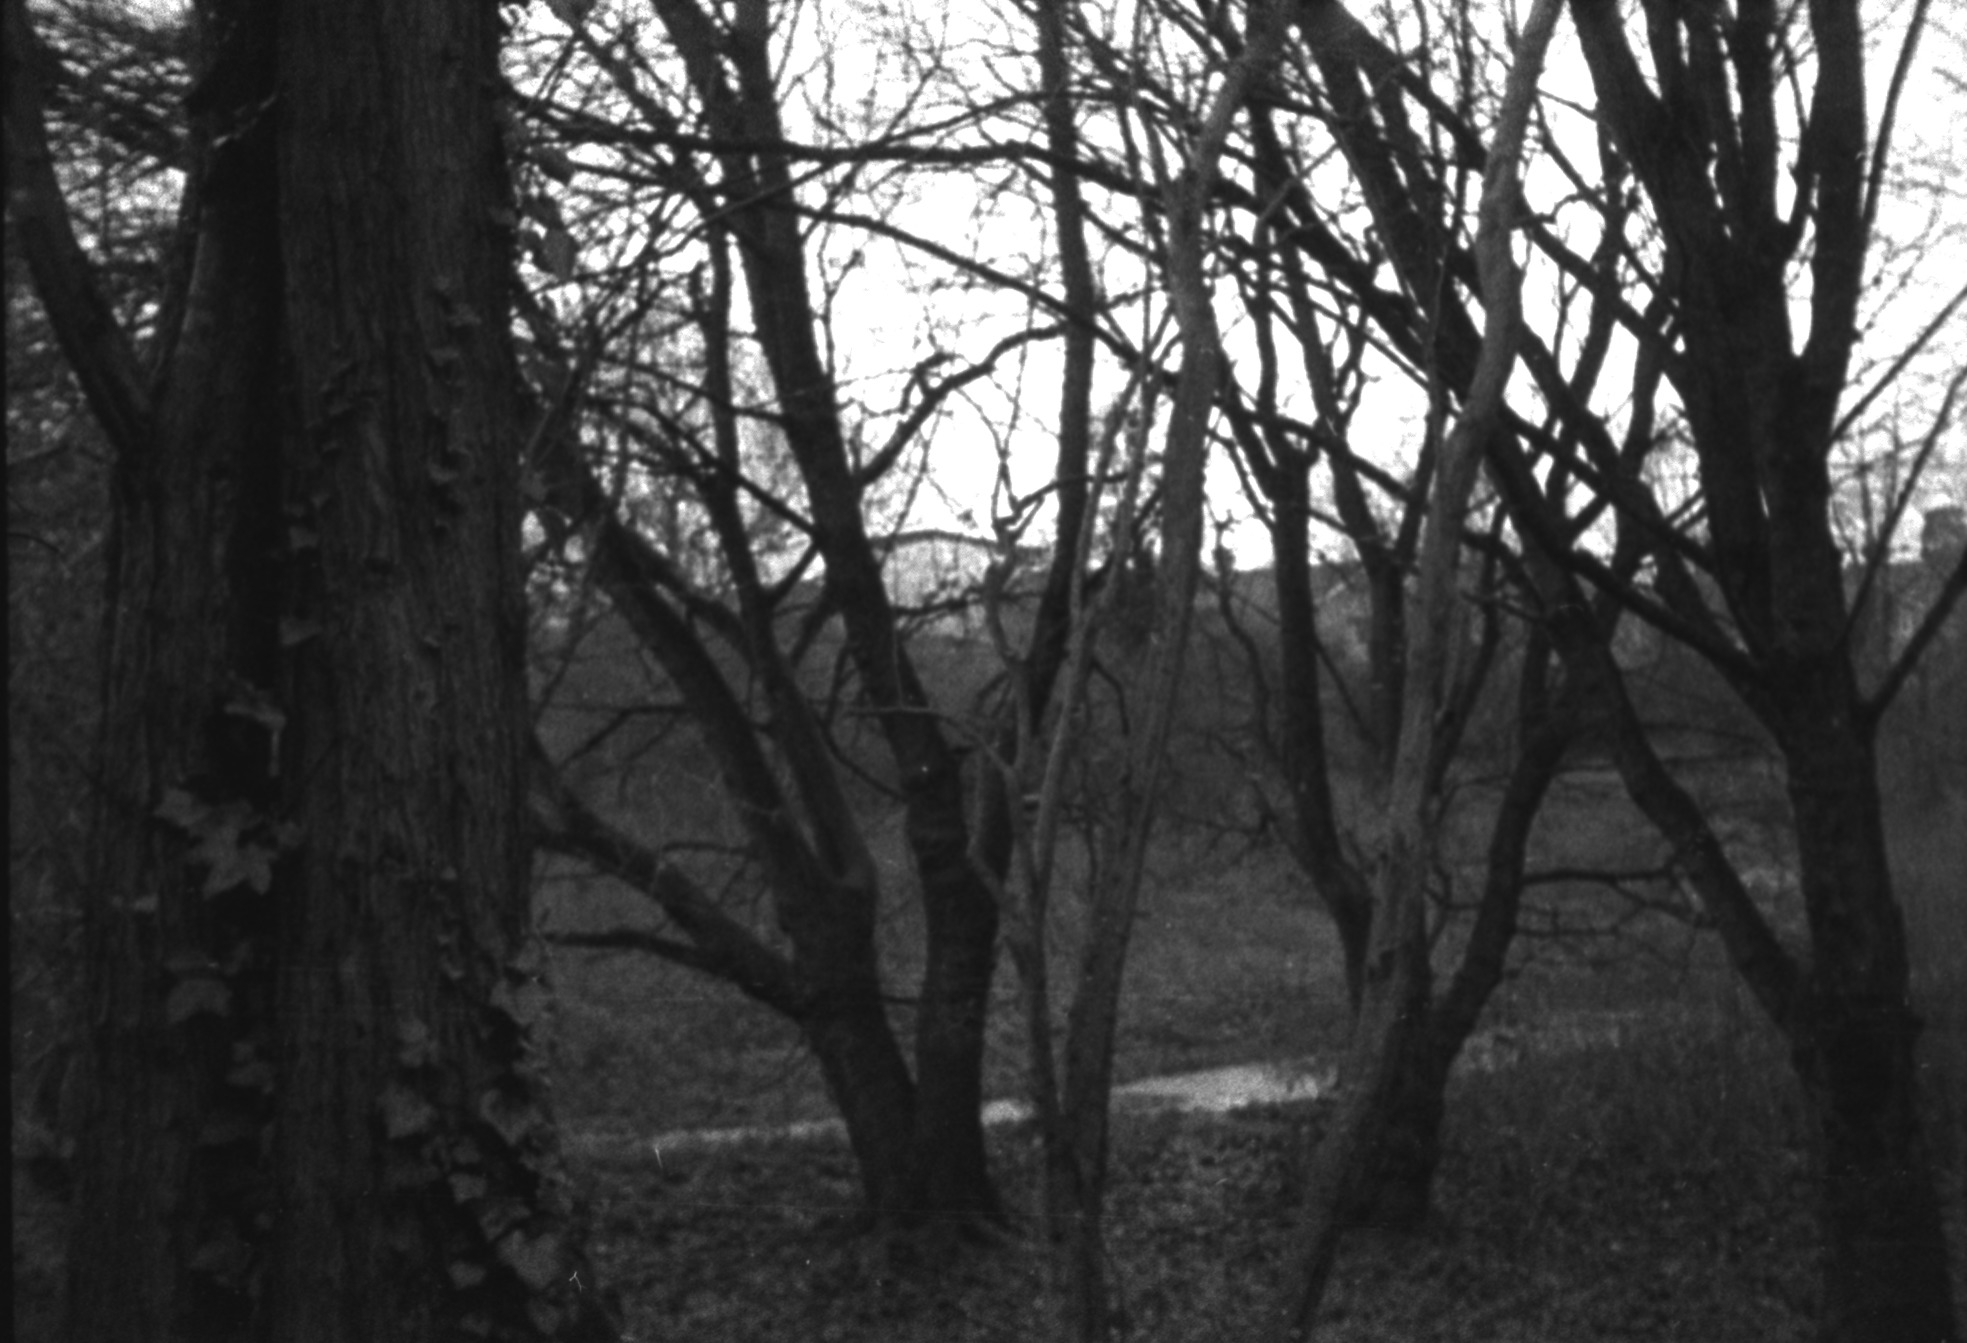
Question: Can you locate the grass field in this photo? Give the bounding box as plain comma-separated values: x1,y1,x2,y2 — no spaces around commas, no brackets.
572,991,1827,1342
532,759,1966,1340
13,761,1962,1340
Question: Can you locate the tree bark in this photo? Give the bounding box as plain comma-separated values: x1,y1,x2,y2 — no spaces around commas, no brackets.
1275,2,1560,1334
1563,1,1961,1334
1356,656,1574,1228
1025,9,1295,1338
10,1,617,1337
1780,676,1957,1343
639,0,1006,1221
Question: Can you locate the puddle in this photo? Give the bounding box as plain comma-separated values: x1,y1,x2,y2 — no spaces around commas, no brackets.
634,1058,1336,1156
583,1011,1646,1160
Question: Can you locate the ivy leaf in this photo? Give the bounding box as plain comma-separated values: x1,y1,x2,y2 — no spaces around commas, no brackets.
378,1083,437,1140
534,144,576,184
155,787,211,833
544,0,595,27
203,836,276,896
490,975,551,1029
166,977,232,1025
188,1221,254,1286
497,1227,563,1291
473,1195,527,1242
538,228,577,283
478,1087,545,1149
226,1053,275,1092
397,1017,438,1069
222,686,286,736
195,1112,261,1148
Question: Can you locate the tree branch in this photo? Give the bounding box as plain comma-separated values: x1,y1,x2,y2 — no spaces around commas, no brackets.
531,743,806,1019
1863,547,1967,728
4,0,152,461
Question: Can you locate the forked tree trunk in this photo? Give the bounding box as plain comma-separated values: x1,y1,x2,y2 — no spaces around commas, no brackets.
1023,9,1295,1338
1780,684,1957,1343
1353,665,1574,1228
1559,0,1961,1330
9,1,616,1338
908,839,1004,1220
1274,4,1559,1333
646,0,1009,1223
802,1002,921,1217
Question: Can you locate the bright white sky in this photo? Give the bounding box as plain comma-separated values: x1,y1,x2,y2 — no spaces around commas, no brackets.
107,0,1967,570
635,0,1966,570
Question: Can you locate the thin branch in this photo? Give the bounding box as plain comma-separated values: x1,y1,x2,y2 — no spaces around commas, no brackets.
1863,547,1967,727
3,0,152,460
1829,278,1967,445
1841,362,1964,654
1863,0,1932,243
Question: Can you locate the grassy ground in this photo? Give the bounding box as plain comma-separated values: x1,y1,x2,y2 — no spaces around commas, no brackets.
530,761,1966,1340
15,764,1963,1339
573,999,1823,1342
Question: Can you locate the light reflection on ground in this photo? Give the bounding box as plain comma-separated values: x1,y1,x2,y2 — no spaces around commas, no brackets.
633,1058,1337,1157
570,1012,1646,1159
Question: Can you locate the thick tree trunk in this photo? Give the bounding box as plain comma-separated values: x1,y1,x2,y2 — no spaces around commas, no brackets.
803,1002,921,1218
26,1,616,1338
1781,686,1958,1343
1031,16,1295,1339
908,835,1003,1221
1343,967,1446,1231
684,3,1007,1224
1796,996,1958,1343
1358,660,1572,1228
534,752,927,1222
1275,6,1557,1333
1266,458,1375,1003
1563,0,1961,1325
51,2,285,1333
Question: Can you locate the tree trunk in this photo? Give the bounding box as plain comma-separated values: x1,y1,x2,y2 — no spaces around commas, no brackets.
1275,4,1559,1333
908,833,1003,1221
1356,655,1573,1229
802,1002,921,1218
1781,683,1958,1343
1032,14,1296,1339
14,1,616,1337
1796,995,1958,1343
672,0,1007,1224
533,754,926,1223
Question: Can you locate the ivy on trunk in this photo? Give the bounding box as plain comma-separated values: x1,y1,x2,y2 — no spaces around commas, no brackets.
6,0,617,1337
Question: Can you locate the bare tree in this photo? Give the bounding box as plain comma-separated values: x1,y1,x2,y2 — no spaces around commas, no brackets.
1269,2,1561,1331
1257,1,1964,1337
990,8,1297,1336
510,0,1115,1226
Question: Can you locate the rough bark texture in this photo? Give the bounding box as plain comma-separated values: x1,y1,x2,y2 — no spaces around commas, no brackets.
1356,660,1575,1228
1275,2,1560,1334
1266,3,1957,1333
715,2,1002,1223
530,0,1116,1226
1027,11,1296,1339
1225,14,1560,1234
526,412,923,1214
1563,2,1959,1335
10,1,616,1337
526,0,1006,1225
